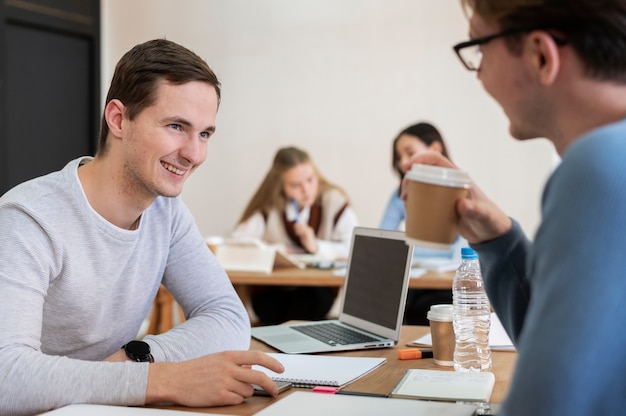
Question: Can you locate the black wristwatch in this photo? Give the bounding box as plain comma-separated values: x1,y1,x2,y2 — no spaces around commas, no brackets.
122,340,154,363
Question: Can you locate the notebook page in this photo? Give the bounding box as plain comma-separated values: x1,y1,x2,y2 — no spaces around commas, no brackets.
255,391,476,416
41,404,217,415
251,353,386,387
410,312,515,351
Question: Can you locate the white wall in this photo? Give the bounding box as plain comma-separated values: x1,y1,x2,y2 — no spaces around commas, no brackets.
102,0,555,240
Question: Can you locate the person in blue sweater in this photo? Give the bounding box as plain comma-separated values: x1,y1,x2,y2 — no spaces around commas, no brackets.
408,0,626,414
380,122,464,325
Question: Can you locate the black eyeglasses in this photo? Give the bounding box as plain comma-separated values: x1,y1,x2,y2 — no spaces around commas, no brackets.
453,27,567,71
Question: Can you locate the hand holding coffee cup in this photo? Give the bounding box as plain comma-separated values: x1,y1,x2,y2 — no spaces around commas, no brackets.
404,164,471,249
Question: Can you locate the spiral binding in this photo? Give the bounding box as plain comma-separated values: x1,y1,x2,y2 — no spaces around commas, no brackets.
273,377,339,388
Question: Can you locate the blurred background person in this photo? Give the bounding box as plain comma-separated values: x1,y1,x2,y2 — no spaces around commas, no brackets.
380,122,465,325
233,146,358,324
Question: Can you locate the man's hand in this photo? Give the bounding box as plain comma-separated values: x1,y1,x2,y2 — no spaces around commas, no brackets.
403,151,512,244
146,350,284,407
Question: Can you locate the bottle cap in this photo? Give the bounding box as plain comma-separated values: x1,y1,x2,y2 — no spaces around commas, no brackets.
461,247,478,259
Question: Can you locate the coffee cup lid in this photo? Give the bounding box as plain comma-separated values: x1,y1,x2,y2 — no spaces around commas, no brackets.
405,164,471,188
205,235,224,245
427,304,453,322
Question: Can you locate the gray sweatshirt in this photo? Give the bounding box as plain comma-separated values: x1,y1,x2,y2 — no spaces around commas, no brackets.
0,158,250,415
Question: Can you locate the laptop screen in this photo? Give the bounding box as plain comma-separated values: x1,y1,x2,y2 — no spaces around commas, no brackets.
341,232,411,329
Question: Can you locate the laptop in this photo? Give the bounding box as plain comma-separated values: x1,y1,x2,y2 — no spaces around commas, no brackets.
251,227,414,354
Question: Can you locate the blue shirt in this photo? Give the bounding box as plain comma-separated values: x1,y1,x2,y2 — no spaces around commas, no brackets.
474,118,626,415
379,188,464,258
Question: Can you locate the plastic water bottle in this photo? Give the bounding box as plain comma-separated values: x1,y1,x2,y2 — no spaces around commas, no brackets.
453,247,492,372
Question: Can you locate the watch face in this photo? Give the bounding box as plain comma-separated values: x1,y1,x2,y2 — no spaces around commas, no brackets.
126,340,150,356
124,340,153,362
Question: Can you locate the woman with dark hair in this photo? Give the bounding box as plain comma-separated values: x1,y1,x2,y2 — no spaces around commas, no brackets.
379,122,465,325
381,122,450,232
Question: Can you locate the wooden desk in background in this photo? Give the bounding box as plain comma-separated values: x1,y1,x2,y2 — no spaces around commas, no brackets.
227,267,454,289
152,325,516,415
228,267,454,321
148,269,453,334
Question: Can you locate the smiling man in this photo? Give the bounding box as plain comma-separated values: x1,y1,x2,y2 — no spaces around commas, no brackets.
0,39,283,415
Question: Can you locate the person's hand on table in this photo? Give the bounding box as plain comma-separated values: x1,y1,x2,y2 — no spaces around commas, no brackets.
145,350,284,407
402,150,512,244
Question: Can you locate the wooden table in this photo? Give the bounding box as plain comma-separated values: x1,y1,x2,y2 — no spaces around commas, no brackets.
151,325,517,415
148,269,454,334
227,267,454,325
227,267,454,290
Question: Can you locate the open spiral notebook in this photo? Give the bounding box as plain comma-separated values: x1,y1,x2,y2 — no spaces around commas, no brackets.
251,353,386,388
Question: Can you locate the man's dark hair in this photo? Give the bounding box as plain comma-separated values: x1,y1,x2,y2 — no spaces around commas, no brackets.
461,0,626,83
97,39,221,154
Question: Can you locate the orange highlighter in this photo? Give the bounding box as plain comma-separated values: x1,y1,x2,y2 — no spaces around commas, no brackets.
397,348,434,360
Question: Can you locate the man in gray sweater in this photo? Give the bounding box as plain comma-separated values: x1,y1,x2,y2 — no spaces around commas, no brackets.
0,39,283,415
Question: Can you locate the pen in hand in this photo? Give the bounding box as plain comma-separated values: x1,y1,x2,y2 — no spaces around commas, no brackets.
291,198,299,223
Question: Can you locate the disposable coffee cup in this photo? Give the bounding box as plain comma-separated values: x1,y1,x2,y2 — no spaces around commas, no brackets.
405,164,471,249
427,304,455,367
205,236,224,254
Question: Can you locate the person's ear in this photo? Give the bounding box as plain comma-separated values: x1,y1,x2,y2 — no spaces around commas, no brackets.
526,31,561,86
104,99,125,139
429,141,443,154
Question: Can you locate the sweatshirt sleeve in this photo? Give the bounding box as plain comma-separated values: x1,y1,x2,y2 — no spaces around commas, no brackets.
0,204,148,416
472,219,531,344
142,200,251,361
476,130,626,415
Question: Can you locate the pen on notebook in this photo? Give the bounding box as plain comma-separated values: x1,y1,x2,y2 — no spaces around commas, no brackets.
311,386,388,397
291,198,299,223
397,348,434,360
336,390,388,398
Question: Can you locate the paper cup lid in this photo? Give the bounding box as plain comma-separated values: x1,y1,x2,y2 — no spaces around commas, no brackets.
205,235,224,245
405,164,471,188
427,304,453,322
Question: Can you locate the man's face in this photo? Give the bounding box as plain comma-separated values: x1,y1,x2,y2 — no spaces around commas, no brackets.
120,80,218,201
469,14,550,141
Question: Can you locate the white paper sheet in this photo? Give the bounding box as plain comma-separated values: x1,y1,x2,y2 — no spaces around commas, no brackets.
411,312,516,351
41,404,224,415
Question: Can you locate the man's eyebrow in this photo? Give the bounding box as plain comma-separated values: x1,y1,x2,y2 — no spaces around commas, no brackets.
162,116,215,133
162,116,192,126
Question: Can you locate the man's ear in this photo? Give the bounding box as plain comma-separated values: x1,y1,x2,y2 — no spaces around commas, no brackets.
104,99,125,138
526,31,561,86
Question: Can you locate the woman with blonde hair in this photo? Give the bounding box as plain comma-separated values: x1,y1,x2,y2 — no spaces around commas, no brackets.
234,146,358,324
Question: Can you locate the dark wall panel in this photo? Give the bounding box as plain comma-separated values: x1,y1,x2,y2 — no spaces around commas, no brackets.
6,23,93,185
0,0,99,195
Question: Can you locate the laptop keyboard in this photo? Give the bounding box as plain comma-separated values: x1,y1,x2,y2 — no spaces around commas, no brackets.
293,322,379,346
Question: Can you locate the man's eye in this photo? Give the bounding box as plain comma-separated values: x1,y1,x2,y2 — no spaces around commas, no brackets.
169,124,182,131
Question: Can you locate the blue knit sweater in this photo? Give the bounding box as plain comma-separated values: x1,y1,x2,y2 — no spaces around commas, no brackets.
474,119,626,415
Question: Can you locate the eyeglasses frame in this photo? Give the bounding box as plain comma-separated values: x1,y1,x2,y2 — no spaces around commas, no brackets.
453,27,567,71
